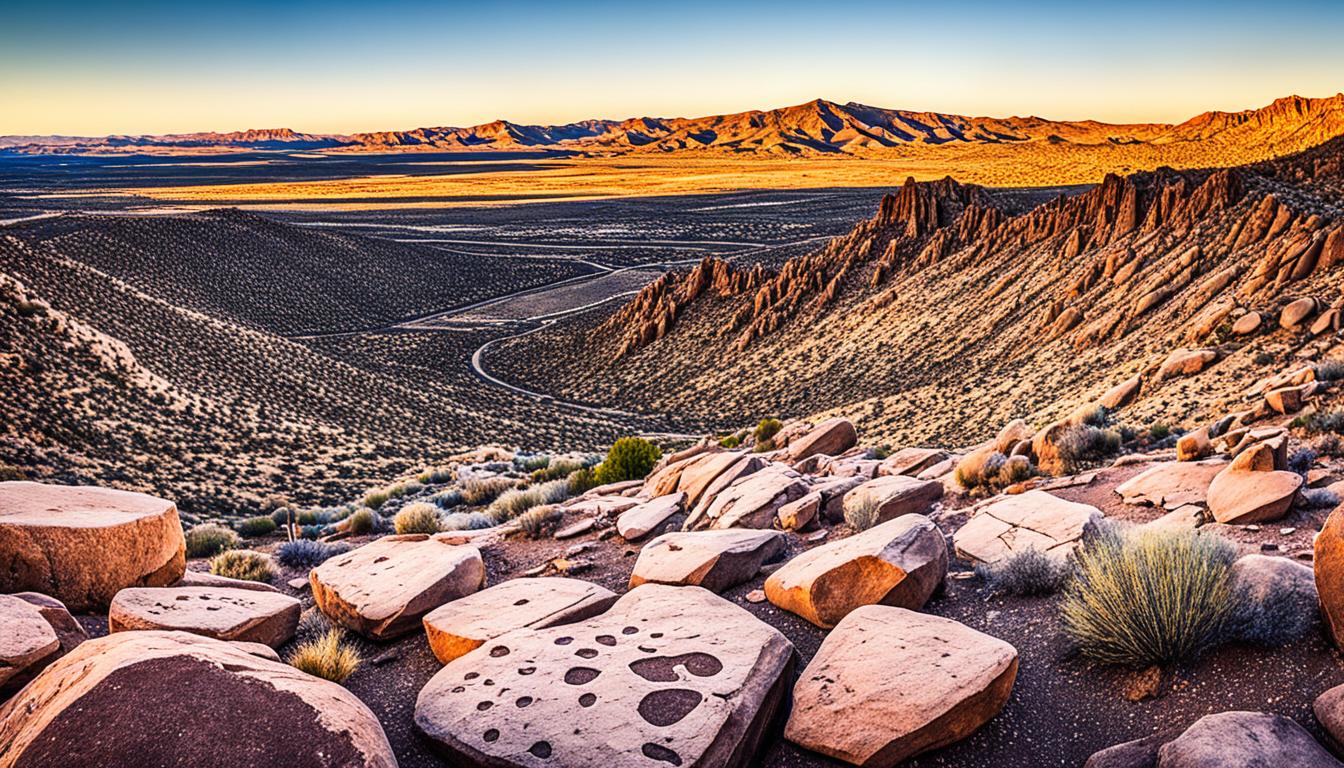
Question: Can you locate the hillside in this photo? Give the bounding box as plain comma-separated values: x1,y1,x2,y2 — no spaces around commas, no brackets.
488,136,1344,447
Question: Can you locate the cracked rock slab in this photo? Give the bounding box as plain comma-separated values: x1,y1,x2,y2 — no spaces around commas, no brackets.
109,587,301,648
952,490,1102,565
785,606,1017,767
311,534,485,640
414,584,795,768
628,529,787,593
423,577,618,664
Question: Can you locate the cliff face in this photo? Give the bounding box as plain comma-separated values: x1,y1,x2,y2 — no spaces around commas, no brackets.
494,136,1344,447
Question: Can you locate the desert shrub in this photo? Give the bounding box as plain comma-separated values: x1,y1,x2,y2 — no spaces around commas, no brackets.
515,453,552,472
1228,570,1318,648
1313,433,1344,457
1148,422,1171,441
463,476,514,506
1305,411,1344,436
234,515,277,538
489,479,571,523
417,466,455,484
955,452,1034,496
754,418,783,444
276,539,350,568
346,507,377,535
719,434,742,448
296,607,332,639
516,505,563,539
843,496,882,531
1288,447,1318,476
429,488,464,509
362,489,391,510
394,502,441,534
0,463,25,481
1300,488,1340,509
593,437,661,485
209,550,277,583
299,525,325,540
185,523,239,558
567,467,599,495
1078,405,1109,428
1252,351,1276,366
1055,424,1122,473
288,628,361,684
1059,523,1237,667
1318,359,1344,381
870,444,893,460
976,549,1071,596
531,457,586,483
440,511,495,531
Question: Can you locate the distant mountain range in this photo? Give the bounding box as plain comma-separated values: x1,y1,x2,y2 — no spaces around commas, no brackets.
5,94,1344,159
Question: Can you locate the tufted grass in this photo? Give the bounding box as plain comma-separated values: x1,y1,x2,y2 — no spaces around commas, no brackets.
288,628,361,684
393,502,442,535
209,550,277,583
184,523,240,558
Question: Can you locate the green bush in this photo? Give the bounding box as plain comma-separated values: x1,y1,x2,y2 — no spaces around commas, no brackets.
209,550,277,583
346,507,377,535
753,418,783,444
362,489,391,510
593,437,661,485
393,502,441,534
976,549,1071,596
567,467,599,495
288,628,361,683
1318,359,1344,381
1060,523,1237,667
718,434,742,449
1148,423,1171,441
185,523,240,558
516,453,552,472
234,516,277,538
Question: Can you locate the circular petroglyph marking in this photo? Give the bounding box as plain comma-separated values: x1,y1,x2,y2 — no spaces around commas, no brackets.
638,689,703,727
528,741,552,759
629,653,723,683
564,667,601,685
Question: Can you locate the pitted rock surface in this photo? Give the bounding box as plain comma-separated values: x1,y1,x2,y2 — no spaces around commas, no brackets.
415,584,795,768
311,534,485,640
628,529,787,593
423,578,618,664
0,481,185,612
109,587,301,648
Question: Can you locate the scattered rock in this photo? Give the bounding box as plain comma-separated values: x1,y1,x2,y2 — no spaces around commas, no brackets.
554,518,597,540
841,475,944,527
0,481,186,611
1281,296,1320,329
787,417,858,462
1206,453,1302,524
311,535,485,640
878,447,949,477
1114,459,1227,510
0,594,60,696
777,492,820,531
953,490,1102,564
1099,375,1143,410
784,605,1017,767
765,514,947,628
1161,711,1338,766
694,463,809,530
422,577,618,664
414,584,794,768
1315,504,1344,649
109,587,302,648
1158,348,1218,380
1231,311,1262,335
615,493,686,541
1175,428,1211,461
629,529,787,593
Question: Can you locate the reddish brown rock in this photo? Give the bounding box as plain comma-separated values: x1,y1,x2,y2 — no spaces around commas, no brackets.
878,448,949,477
841,475,944,526
1281,296,1320,329
1158,348,1218,380
109,587,301,648
786,417,858,462
1206,455,1301,525
694,463,809,530
1176,428,1212,461
0,595,60,696
1114,459,1227,510
1099,375,1143,410
1231,310,1263,335
1316,503,1344,650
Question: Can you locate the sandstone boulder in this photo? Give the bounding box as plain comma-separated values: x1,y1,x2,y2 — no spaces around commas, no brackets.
109,587,301,648
1266,382,1314,415
693,463,809,530
1159,711,1338,767
1175,428,1211,461
765,514,946,628
0,595,60,696
785,606,1017,767
1099,375,1143,410
615,492,685,541
842,475,944,527
815,475,869,523
0,482,185,611
173,569,281,593
1231,310,1262,335
9,592,86,657
1316,503,1344,649
787,417,858,462
1314,683,1344,752
953,490,1102,564
1158,348,1218,380
1114,460,1227,510
414,584,794,768
311,535,485,640
0,631,396,767
777,492,820,531
422,577,617,664
675,451,749,508
683,454,768,528
629,529,787,593
1281,296,1320,329
878,448,949,477
1206,457,1301,525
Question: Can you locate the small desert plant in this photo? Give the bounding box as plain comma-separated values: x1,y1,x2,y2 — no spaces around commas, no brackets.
754,418,783,444
416,466,456,485
209,550,277,583
288,628,361,684
296,608,333,639
843,495,882,531
1252,351,1276,366
1288,447,1317,476
977,549,1071,597
0,463,25,481
1318,359,1344,381
489,479,571,523
567,467,599,495
1305,411,1344,436
1312,433,1344,457
593,437,661,485
234,515,277,538
870,444,893,460
955,452,1035,496
1055,424,1122,473
515,453,552,472
463,476,514,506
429,488,464,509
1060,523,1237,667
1148,422,1171,441
531,457,585,483
185,523,240,558
276,539,350,568
440,511,495,531
1078,405,1109,428
516,505,563,539
719,433,742,448
361,488,391,510
393,502,442,534
346,507,377,535
1300,487,1340,509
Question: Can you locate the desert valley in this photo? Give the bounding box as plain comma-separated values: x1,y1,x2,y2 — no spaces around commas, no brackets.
8,7,1344,764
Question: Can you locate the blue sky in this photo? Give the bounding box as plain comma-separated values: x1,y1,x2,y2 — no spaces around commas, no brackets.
2,0,1342,135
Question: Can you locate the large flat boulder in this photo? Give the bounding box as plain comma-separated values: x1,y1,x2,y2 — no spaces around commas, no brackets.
422,577,617,664
765,514,947,628
615,492,685,541
629,529,787,593
785,606,1017,766
676,451,749,508
878,448,949,477
415,584,794,768
1114,460,1226,510
693,463,809,530
841,475,944,527
0,482,186,612
0,595,60,697
1160,711,1338,767
0,630,396,767
1316,504,1344,650
311,534,485,640
953,490,1102,565
1206,452,1302,525
787,417,858,462
109,587,301,649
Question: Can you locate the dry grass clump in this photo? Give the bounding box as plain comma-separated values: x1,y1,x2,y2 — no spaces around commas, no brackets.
440,511,494,531
1060,523,1237,667
185,523,240,558
843,495,882,531
288,628,362,684
345,507,378,535
393,502,442,534
1055,424,1122,473
955,452,1034,496
209,550,277,583
463,476,515,506
977,548,1071,596
234,515,277,538
489,479,571,523
516,505,563,539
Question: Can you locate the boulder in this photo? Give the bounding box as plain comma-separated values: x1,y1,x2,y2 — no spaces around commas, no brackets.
786,417,858,463
0,482,186,611
642,451,713,499
815,475,869,523
1231,311,1262,335
841,475,944,527
683,455,768,529
765,514,947,628
1158,348,1218,380
1314,683,1344,752
9,592,86,656
1266,382,1314,415
675,452,748,508
953,490,1102,565
311,534,485,640
0,631,396,767
1230,554,1316,608
414,584,794,768
693,463,809,530
1175,428,1211,461
109,587,301,648
878,448,949,477
422,577,617,664
1159,711,1338,767
1312,308,1341,336
0,595,60,696
1281,297,1320,329
1315,503,1344,649
173,569,281,593
777,492,820,531
629,529,787,593
1099,375,1143,410
784,606,1017,767
1206,457,1302,525
615,492,685,541
1114,459,1227,510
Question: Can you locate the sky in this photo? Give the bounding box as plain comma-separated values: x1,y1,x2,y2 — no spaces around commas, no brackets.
2,0,1343,136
